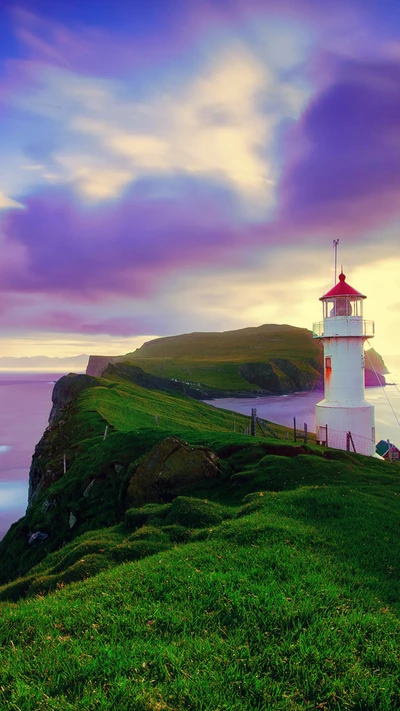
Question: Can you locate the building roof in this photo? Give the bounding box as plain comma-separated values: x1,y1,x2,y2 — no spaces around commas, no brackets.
320,272,366,301
376,439,400,456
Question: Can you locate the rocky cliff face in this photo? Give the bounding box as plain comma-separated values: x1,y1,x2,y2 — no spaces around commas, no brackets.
49,373,99,423
86,355,122,377
28,373,100,508
239,359,323,394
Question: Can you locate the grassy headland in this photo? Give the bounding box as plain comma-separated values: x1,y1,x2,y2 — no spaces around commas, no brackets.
86,323,386,394
0,364,399,710
87,324,323,393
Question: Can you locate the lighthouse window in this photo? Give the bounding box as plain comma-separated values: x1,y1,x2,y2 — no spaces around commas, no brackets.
325,356,332,370
335,297,352,316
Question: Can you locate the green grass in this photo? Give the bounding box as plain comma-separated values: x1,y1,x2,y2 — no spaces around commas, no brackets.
121,324,322,392
1,460,400,710
0,371,291,585
0,365,399,709
127,324,319,361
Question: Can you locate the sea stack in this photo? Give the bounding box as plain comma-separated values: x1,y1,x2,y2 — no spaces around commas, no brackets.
313,271,376,455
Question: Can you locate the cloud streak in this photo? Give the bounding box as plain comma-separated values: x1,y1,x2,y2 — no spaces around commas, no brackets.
1,43,307,213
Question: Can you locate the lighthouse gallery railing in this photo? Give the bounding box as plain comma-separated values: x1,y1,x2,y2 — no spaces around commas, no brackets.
312,319,375,339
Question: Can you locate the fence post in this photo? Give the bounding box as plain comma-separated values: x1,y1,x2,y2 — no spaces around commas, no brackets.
63,453,67,474
155,415,159,426
251,408,257,436
304,422,308,444
325,425,328,448
346,432,350,451
293,417,296,443
387,438,394,462
103,425,108,440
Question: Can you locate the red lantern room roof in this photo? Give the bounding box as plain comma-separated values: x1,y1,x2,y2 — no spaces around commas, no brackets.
320,272,366,301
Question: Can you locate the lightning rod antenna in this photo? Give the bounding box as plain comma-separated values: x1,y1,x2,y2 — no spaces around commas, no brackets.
333,239,339,284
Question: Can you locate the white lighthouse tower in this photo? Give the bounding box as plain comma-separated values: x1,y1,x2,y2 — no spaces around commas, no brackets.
313,271,376,455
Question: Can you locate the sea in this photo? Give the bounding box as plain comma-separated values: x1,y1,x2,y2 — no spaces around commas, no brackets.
0,372,73,541
1,363,400,541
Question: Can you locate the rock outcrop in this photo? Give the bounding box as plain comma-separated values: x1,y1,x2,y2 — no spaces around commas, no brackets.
239,359,323,394
49,373,99,424
86,355,122,377
29,373,101,507
127,436,220,507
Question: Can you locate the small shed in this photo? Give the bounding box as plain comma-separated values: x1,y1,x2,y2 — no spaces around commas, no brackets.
376,439,400,460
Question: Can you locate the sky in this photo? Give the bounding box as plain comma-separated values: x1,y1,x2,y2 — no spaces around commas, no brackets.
1,0,400,361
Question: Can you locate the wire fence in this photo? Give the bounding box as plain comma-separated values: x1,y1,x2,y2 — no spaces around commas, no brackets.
315,425,376,456
245,407,384,458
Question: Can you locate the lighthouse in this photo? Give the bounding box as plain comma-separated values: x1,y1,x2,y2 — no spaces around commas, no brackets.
312,271,376,456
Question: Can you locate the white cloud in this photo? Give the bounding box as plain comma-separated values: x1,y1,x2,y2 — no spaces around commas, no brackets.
0,193,25,210
4,42,310,211
52,153,133,200
64,46,276,208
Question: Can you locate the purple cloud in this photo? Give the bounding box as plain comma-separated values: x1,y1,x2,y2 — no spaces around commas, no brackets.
278,58,400,236
0,182,240,298
17,311,151,336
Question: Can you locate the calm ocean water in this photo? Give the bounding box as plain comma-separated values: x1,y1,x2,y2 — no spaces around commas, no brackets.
0,373,67,540
205,382,400,444
1,368,400,540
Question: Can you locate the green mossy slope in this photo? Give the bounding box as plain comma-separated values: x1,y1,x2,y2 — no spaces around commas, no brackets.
0,452,399,710
120,324,322,393
0,369,288,585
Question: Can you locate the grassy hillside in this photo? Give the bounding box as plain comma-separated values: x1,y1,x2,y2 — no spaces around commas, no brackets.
0,366,399,710
86,324,320,394
0,369,289,585
128,324,318,361
1,449,400,709
87,324,386,394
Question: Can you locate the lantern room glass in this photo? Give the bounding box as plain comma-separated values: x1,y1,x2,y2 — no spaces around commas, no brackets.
323,296,364,319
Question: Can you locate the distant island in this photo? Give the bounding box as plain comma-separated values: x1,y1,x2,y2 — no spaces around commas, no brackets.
86,324,388,396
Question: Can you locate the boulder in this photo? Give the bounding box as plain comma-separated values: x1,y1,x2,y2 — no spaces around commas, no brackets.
40,498,58,514
28,531,48,545
127,436,220,506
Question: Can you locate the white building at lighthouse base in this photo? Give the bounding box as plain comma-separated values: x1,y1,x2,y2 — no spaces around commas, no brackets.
315,401,375,455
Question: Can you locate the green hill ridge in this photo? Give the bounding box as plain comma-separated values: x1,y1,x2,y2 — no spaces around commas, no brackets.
0,359,398,710
86,323,386,393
